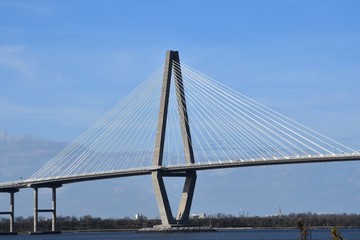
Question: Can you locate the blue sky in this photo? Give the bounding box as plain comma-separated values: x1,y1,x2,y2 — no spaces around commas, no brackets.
0,0,360,219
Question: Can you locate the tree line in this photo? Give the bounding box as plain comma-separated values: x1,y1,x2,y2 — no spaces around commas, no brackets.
193,212,360,229
1,212,360,232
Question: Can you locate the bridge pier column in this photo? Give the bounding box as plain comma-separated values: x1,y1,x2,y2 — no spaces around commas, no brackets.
51,187,57,232
32,184,61,234
33,187,38,232
0,188,19,234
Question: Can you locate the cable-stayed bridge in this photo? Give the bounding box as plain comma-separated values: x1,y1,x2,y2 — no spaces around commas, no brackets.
0,50,359,233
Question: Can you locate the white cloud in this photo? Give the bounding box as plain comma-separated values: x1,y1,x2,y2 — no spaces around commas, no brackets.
0,130,66,181
113,186,125,194
1,2,54,15
0,98,105,140
0,45,25,52
0,44,36,81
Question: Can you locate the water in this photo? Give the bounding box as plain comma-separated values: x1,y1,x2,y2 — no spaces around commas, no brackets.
1,229,359,240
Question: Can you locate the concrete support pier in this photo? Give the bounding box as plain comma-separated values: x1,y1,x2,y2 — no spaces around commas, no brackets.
0,188,19,235
31,184,61,234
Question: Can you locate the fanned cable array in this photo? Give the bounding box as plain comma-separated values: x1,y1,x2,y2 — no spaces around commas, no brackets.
28,67,164,180
169,62,356,165
28,61,357,181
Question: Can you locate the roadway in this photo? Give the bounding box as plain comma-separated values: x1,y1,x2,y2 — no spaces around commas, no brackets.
0,153,359,190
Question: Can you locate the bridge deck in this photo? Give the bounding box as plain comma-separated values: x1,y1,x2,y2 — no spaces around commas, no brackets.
0,154,359,190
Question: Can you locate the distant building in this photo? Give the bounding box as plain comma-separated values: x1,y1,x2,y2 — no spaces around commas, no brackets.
190,213,207,219
134,213,146,220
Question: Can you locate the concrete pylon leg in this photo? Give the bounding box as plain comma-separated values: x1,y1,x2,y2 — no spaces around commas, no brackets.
176,171,197,224
151,171,175,226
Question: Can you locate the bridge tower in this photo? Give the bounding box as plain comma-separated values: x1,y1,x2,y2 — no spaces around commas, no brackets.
152,50,197,227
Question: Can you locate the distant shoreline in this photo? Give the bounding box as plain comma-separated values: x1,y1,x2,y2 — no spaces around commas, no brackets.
15,226,360,234
3,213,360,234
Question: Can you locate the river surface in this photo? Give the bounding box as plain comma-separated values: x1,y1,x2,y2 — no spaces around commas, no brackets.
1,228,359,240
